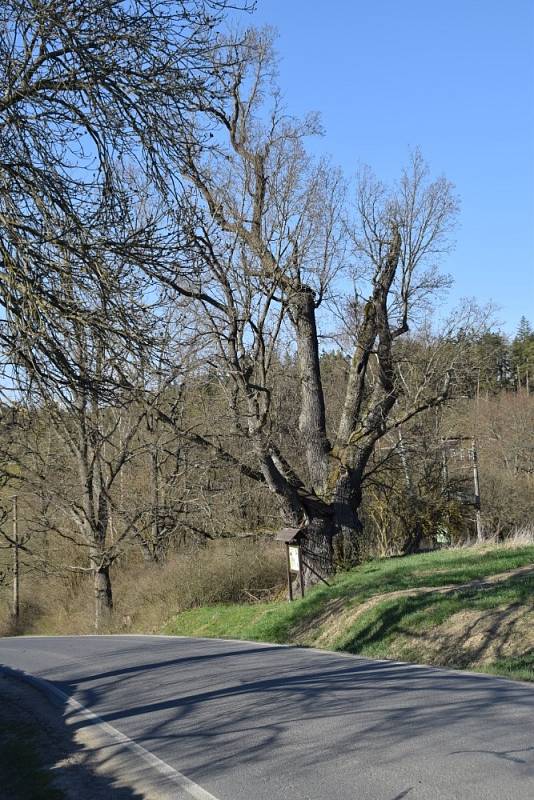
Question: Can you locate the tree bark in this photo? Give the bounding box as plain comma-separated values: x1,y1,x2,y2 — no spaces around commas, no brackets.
291,288,331,490
300,517,334,585
93,563,113,631
332,471,364,566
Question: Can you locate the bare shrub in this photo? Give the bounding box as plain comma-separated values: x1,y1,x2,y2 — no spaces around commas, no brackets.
0,599,45,637
0,539,286,635
501,526,534,547
113,539,286,632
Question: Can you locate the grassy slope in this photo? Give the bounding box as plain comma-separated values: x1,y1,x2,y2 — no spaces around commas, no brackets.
165,545,534,681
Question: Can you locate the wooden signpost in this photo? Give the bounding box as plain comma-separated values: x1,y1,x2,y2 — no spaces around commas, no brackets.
275,528,305,601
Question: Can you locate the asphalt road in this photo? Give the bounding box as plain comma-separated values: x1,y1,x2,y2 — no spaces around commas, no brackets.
0,635,533,800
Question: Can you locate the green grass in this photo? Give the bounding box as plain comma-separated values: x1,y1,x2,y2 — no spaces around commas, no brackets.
165,544,534,681
479,653,534,682
334,572,534,656
0,719,64,800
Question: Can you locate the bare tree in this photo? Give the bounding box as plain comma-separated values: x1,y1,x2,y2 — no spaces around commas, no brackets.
0,245,200,627
0,0,247,391
152,32,485,581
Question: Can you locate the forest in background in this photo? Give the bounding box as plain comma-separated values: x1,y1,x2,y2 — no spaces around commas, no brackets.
0,2,532,632
1,320,532,633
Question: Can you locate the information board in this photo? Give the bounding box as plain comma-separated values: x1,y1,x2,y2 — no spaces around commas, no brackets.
288,544,300,572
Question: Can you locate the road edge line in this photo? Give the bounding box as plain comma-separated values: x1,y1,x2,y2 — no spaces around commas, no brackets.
0,664,221,800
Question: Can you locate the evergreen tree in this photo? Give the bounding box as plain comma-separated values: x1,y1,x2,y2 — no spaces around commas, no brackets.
511,316,534,389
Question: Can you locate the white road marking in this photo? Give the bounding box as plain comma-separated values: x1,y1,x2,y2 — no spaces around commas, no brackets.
0,665,222,800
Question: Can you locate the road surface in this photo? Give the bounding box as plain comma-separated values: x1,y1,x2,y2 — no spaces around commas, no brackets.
1,635,533,799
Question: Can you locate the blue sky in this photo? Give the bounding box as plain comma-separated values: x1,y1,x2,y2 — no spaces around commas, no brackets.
242,0,534,335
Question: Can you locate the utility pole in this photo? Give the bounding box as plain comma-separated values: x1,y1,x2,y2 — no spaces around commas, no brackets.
472,440,483,542
12,494,19,620
473,373,483,542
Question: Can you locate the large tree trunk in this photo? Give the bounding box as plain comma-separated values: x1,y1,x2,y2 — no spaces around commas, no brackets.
332,472,364,567
93,564,113,631
295,442,378,586
292,288,331,490
282,233,403,587
300,517,334,585
298,500,364,589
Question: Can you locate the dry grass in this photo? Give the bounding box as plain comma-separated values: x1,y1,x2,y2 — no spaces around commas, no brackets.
166,541,534,680
386,604,534,669
304,564,534,650
113,538,286,633
503,525,534,546
1,532,532,638
448,525,534,550
0,538,286,636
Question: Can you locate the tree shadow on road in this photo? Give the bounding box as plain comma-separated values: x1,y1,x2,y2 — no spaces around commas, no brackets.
0,668,147,800
44,639,534,789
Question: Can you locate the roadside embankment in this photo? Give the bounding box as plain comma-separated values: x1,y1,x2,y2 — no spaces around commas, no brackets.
165,544,534,682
